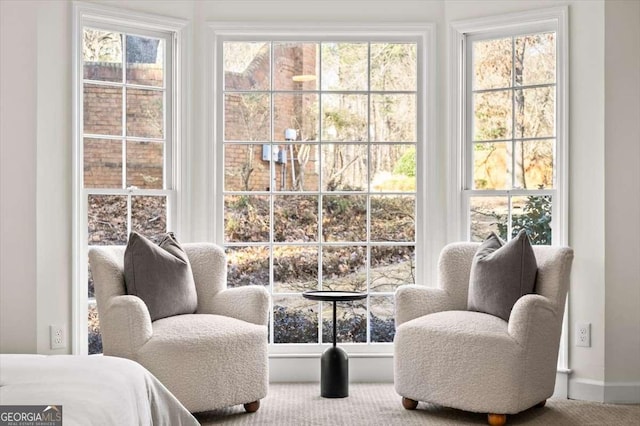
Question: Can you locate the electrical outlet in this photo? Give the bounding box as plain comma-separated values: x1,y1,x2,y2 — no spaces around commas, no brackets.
576,323,591,347
50,325,65,349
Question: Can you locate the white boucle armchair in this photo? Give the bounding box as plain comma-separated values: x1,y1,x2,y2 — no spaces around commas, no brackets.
394,242,573,426
89,243,269,414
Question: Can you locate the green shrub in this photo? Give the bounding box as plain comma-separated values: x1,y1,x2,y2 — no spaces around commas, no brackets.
496,194,552,245
393,147,416,177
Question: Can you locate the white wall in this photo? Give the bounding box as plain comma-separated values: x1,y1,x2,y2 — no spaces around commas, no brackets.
0,0,638,402
0,1,38,353
604,0,640,403
35,0,72,354
565,0,607,392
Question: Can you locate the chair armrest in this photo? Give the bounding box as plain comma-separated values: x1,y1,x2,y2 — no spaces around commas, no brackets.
395,285,458,327
508,294,558,346
100,295,153,358
207,286,269,326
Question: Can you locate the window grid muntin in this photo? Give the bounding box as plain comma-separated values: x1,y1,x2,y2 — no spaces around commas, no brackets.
222,39,418,345
464,29,557,243
82,28,171,190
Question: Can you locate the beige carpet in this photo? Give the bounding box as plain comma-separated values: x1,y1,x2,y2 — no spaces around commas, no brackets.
195,383,640,425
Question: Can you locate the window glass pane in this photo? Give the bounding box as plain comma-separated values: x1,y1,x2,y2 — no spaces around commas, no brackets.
473,90,512,141
514,139,554,189
473,37,512,90
370,295,395,342
514,87,555,139
273,296,318,343
88,301,102,355
83,28,122,82
224,144,270,191
88,195,127,245
322,94,368,141
371,43,416,91
469,196,508,242
224,195,269,243
370,245,415,292
273,42,319,91
126,35,164,87
371,195,415,242
322,195,366,242
274,246,318,293
224,42,270,91
473,142,511,190
224,93,270,141
515,33,556,86
126,141,163,189
370,94,416,142
322,245,366,292
126,88,164,139
84,138,122,188
273,93,319,142
227,246,270,288
370,144,416,192
280,143,320,191
321,144,367,191
511,195,552,245
88,262,95,298
84,84,122,136
274,195,318,242
131,195,166,243
322,300,366,344
321,42,368,91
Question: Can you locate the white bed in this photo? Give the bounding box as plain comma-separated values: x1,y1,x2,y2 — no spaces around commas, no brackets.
0,354,199,426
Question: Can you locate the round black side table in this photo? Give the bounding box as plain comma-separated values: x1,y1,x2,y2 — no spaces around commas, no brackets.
302,290,368,398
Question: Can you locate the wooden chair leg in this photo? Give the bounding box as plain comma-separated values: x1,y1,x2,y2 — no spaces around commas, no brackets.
243,400,260,413
535,400,546,408
487,413,507,426
402,397,418,410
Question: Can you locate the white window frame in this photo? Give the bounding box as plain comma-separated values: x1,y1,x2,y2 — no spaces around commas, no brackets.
450,7,568,245
450,6,570,391
71,2,189,355
208,22,437,357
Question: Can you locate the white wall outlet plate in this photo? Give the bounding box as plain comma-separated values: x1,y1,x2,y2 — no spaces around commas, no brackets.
576,322,591,347
50,324,65,349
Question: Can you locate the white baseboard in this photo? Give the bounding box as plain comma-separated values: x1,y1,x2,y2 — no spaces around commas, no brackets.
604,382,640,404
569,378,640,404
269,354,394,383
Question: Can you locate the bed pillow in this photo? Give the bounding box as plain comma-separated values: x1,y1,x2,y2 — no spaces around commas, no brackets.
124,232,197,321
467,230,537,321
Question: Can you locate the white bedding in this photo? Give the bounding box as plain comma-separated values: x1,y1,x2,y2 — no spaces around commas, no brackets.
0,354,199,426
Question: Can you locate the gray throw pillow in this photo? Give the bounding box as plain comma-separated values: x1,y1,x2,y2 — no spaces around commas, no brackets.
467,230,537,321
124,232,197,321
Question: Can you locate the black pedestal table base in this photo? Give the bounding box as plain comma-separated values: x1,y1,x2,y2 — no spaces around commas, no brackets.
321,346,349,398
302,290,368,398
